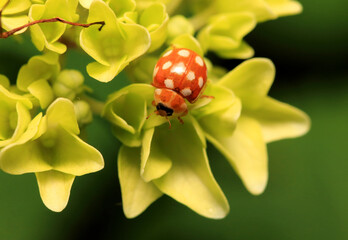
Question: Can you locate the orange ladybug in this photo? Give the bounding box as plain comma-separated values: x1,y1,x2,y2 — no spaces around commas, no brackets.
150,48,208,126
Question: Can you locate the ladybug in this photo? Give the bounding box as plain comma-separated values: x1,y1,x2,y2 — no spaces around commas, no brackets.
150,47,208,126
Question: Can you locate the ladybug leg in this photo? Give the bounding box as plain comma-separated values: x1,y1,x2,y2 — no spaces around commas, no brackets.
165,117,172,129
200,95,215,100
177,109,188,125
178,117,184,125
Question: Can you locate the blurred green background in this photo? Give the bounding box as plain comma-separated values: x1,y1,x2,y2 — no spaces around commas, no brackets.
0,0,347,239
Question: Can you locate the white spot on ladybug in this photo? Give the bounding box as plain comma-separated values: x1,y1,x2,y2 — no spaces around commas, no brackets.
195,56,204,66
178,49,190,57
163,50,173,57
181,88,192,97
153,66,159,77
170,62,186,75
198,77,203,87
186,71,195,81
155,89,162,95
162,61,172,70
164,79,174,89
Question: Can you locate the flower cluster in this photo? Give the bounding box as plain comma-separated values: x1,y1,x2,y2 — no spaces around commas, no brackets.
0,0,309,218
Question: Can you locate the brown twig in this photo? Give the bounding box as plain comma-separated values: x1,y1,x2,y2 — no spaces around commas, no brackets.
0,17,105,39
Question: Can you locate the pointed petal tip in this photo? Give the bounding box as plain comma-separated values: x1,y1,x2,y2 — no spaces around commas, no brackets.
44,200,68,213
203,204,230,220
36,171,75,213
244,177,268,196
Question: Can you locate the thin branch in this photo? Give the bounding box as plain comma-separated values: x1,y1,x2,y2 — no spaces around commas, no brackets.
0,17,105,39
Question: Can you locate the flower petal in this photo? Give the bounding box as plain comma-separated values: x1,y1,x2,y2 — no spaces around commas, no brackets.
35,170,75,212
7,102,32,144
85,61,123,83
141,127,172,181
139,2,168,52
191,84,237,118
17,52,60,92
118,146,163,218
111,125,142,147
28,79,54,109
29,0,78,53
166,15,194,43
218,58,275,109
153,117,229,219
198,98,241,138
0,139,52,175
0,102,31,147
80,0,150,82
170,34,204,57
1,15,29,33
214,0,276,22
245,97,310,143
126,55,158,84
198,12,256,57
108,0,136,17
0,74,10,89
2,0,31,15
265,0,302,17
51,126,104,176
79,0,93,8
103,84,154,146
46,98,80,135
205,115,268,195
215,41,254,59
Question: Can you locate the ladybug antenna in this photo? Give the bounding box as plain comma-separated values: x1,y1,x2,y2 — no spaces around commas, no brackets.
146,110,158,120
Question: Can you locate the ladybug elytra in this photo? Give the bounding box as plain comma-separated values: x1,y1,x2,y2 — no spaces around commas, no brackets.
150,48,208,126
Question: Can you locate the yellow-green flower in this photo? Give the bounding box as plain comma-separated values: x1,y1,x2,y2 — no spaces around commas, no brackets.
197,58,310,195
80,0,151,82
0,98,104,212
0,0,30,33
0,75,33,148
17,52,59,109
190,0,302,59
29,0,79,53
102,83,235,219
102,53,309,219
189,0,302,23
198,12,256,59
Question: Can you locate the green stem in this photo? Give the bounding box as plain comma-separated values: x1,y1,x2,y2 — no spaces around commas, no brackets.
80,95,105,116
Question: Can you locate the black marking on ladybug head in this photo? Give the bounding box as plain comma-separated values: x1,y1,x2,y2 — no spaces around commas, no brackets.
156,103,173,117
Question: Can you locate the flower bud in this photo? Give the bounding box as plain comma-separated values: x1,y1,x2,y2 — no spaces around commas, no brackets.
74,100,93,125
53,70,84,100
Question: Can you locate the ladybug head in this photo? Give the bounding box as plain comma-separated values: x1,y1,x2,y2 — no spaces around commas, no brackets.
156,103,174,117
153,88,188,117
